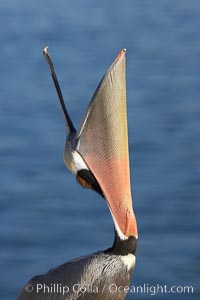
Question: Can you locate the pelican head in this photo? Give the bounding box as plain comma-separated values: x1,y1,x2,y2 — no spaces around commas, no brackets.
43,47,138,241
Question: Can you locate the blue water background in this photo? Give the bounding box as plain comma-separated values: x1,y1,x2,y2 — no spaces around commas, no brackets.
0,1,200,299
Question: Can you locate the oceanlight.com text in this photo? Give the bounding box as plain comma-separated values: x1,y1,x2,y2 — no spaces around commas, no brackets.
24,282,194,296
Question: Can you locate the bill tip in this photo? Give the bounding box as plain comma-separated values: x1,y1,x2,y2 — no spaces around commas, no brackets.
43,46,49,54
115,48,127,62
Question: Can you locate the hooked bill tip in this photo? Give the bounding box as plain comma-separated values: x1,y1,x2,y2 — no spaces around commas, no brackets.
115,48,126,62
43,46,49,54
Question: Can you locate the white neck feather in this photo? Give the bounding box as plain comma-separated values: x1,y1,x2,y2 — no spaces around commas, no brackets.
108,207,128,241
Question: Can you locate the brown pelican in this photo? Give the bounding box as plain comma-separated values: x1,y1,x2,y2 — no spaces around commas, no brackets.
17,47,138,300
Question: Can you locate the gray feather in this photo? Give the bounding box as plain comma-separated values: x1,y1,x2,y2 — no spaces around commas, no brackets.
17,251,135,300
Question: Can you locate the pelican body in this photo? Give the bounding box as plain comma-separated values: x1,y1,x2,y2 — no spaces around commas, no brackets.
17,48,138,300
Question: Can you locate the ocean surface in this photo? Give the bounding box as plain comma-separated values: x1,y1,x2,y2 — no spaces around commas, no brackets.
0,1,200,299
